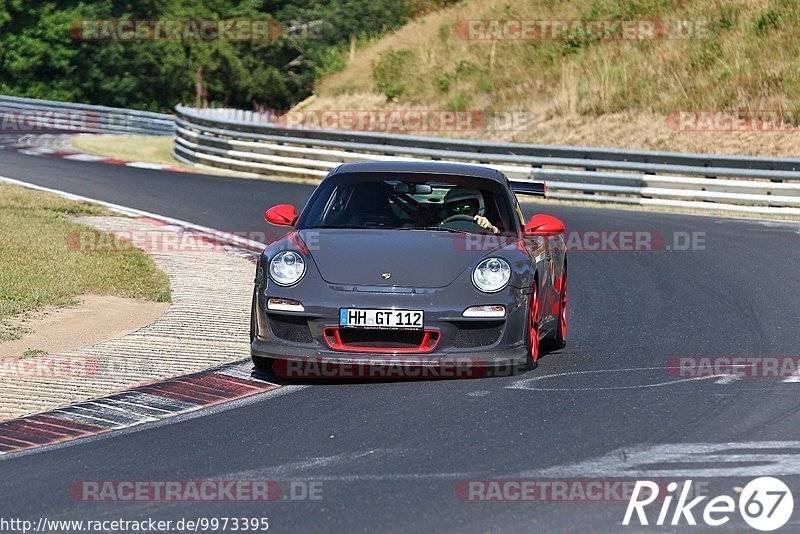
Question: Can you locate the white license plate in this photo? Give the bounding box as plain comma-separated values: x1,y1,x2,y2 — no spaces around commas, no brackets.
339,309,424,329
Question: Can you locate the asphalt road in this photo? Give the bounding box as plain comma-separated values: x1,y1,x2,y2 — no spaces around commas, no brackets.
2,146,800,532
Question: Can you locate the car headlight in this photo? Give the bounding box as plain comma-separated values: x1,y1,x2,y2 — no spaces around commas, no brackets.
472,258,511,293
269,251,306,286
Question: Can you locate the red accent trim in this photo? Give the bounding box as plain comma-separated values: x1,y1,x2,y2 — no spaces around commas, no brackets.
525,214,565,236
323,327,441,354
265,204,298,227
529,285,540,363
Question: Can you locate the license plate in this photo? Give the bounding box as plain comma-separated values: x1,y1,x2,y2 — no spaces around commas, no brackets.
339,309,424,329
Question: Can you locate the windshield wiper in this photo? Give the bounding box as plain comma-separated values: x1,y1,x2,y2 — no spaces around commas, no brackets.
304,224,370,229
411,226,471,234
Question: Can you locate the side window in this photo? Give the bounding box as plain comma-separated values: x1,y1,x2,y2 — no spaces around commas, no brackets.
479,188,515,232
322,185,352,225
481,188,500,226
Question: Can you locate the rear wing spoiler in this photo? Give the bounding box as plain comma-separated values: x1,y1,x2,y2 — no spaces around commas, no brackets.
510,181,546,198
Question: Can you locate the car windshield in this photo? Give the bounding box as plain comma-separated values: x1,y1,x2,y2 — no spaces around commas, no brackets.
297,172,517,234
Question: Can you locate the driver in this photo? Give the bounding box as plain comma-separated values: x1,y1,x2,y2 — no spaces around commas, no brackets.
441,186,500,234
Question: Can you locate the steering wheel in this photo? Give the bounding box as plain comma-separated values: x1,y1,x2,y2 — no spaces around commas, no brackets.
441,214,477,225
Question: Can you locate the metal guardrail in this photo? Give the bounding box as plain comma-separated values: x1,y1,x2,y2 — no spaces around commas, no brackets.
0,95,173,136
3,96,800,216
174,105,800,216
179,107,800,172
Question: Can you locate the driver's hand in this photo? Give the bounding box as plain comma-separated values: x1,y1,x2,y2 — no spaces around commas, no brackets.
474,215,500,234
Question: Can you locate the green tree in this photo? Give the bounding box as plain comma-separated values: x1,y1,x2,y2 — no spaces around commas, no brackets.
0,0,458,111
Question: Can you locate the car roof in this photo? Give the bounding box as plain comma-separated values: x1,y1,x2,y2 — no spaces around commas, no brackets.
330,161,506,183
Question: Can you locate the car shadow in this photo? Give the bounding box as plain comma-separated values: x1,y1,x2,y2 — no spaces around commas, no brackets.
246,361,539,386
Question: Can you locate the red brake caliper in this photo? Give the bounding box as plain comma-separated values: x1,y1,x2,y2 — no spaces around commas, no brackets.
530,285,540,362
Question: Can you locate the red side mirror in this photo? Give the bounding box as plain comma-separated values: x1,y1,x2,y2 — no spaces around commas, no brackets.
525,214,565,236
265,204,298,227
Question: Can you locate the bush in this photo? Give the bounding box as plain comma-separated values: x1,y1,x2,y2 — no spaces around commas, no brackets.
373,49,413,100
752,9,782,35
445,91,470,111
0,0,447,111
437,72,452,92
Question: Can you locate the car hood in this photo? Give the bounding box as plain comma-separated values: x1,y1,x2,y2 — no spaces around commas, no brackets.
297,229,507,288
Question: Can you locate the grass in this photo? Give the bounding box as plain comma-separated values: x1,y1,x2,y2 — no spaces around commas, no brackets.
0,183,171,341
70,135,266,179
320,0,800,115
304,0,800,156
71,134,183,167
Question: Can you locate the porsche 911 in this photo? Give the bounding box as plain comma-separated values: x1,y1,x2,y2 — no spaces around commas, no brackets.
250,161,567,374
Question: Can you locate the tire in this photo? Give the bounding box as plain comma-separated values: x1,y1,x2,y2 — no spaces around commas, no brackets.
544,267,568,351
524,282,541,371
252,355,275,371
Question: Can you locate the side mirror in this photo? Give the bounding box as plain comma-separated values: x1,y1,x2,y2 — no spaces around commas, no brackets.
525,214,565,236
264,204,298,227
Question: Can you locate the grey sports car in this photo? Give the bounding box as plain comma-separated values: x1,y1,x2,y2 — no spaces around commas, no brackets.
250,161,567,376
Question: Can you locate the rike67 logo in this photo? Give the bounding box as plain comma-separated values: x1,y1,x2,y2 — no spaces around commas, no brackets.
624,477,794,531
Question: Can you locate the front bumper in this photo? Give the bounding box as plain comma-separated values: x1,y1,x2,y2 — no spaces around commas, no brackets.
251,279,530,368
251,338,528,367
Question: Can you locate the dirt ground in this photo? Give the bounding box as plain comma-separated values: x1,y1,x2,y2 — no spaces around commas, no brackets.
0,295,169,359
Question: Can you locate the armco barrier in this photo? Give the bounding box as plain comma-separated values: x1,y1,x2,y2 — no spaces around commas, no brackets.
0,95,173,135
174,105,800,216
4,95,799,216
